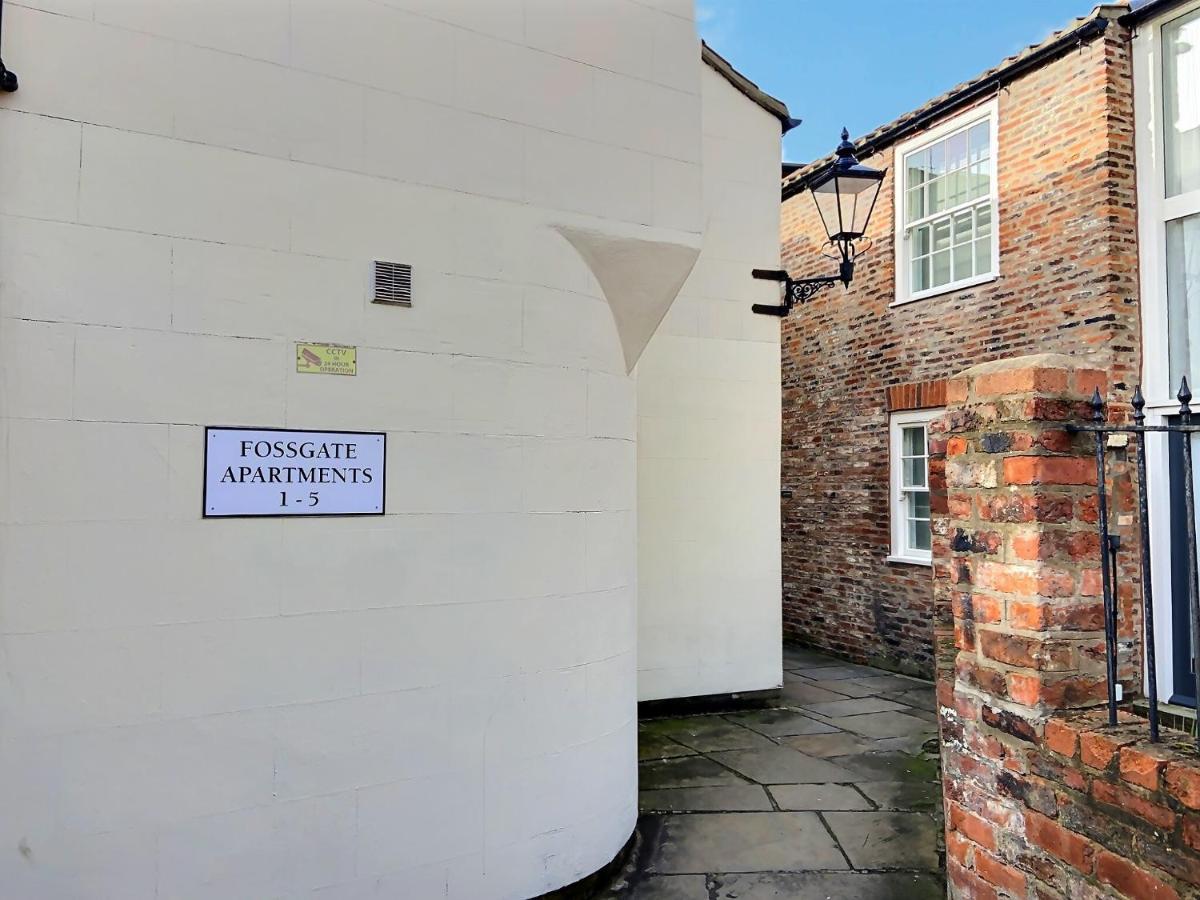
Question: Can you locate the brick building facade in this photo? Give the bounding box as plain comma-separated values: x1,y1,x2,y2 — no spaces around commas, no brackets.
779,4,1140,677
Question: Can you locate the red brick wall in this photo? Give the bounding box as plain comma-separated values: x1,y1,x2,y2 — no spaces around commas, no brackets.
936,355,1200,900
779,19,1140,676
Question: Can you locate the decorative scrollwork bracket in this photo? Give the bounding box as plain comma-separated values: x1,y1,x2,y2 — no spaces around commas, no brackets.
749,262,854,317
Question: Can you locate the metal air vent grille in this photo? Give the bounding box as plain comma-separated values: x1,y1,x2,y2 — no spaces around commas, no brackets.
372,260,413,306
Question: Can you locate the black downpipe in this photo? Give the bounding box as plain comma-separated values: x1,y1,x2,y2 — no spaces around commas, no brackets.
0,0,18,92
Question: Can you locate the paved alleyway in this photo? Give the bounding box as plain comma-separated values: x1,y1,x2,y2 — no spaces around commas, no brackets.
603,644,945,899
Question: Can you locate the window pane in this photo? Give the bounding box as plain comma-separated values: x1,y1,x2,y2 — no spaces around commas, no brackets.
912,256,930,293
932,249,951,287
907,186,925,222
952,210,973,244
927,176,945,214
968,162,990,200
904,458,927,489
975,237,993,274
932,218,951,252
953,243,973,281
929,142,946,176
902,425,925,457
975,203,992,237
968,121,990,163
1168,213,1200,389
912,224,931,257
908,513,932,552
947,169,967,207
946,130,968,173
906,149,928,185
1164,8,1200,197
913,492,931,520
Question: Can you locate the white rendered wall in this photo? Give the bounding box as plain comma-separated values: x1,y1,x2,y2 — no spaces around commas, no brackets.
0,2,701,898
636,66,784,702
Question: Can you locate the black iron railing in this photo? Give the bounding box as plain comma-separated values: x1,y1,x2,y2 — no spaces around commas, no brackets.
1070,380,1200,746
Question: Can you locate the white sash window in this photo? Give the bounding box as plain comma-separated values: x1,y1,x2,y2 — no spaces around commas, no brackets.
893,101,999,305
889,410,942,565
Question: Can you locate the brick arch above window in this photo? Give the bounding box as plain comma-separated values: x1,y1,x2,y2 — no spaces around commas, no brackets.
887,379,948,412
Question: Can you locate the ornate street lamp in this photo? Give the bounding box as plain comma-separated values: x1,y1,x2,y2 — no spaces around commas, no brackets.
752,129,885,316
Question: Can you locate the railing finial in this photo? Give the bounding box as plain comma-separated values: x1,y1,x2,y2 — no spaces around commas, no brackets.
1132,385,1146,425
1180,376,1193,414
1091,386,1105,423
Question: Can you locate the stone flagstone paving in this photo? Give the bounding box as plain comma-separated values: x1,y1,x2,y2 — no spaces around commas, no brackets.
600,643,944,899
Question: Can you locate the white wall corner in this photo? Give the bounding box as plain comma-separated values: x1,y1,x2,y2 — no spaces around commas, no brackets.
553,225,701,373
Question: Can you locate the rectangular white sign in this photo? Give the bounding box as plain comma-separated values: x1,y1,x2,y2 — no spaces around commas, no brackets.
204,427,386,518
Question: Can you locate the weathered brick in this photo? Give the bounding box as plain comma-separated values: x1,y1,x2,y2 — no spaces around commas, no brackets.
976,849,1028,896
1079,731,1135,771
1003,456,1098,487
1008,600,1104,632
946,828,974,867
976,562,1038,595
978,630,1074,671
1024,810,1096,874
975,367,1070,398
1090,779,1176,830
1095,851,1180,900
948,859,1000,900
1119,745,1169,792
1044,719,1079,758
951,802,998,851
983,705,1039,743
1165,762,1200,810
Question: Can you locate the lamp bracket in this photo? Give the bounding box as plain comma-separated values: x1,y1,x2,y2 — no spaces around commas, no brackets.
749,262,853,317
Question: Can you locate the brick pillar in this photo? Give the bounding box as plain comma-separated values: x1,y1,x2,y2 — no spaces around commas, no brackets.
932,353,1112,897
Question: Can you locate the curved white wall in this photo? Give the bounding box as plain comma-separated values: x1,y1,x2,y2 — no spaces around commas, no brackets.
0,2,701,898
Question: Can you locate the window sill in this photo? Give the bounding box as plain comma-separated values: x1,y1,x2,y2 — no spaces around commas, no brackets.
891,272,999,307
886,554,932,567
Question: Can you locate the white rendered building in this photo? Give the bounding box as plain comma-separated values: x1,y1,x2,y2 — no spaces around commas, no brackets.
0,2,789,897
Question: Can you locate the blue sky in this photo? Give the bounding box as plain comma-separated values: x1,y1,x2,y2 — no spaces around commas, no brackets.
696,0,1094,163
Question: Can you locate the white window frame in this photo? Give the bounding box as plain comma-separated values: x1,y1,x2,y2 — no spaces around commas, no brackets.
892,99,1000,306
1134,0,1200,708
888,409,942,566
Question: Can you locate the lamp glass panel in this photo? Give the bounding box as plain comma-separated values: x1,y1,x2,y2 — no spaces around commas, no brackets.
833,173,882,195
813,173,880,238
811,186,844,240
